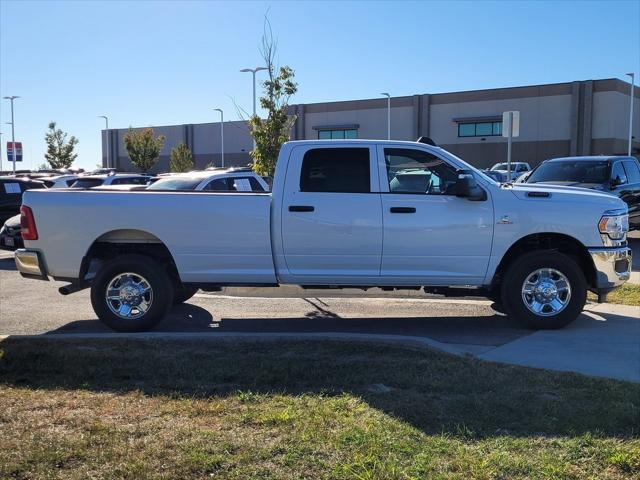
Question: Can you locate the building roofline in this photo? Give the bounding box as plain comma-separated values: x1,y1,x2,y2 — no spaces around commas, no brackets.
294,77,639,113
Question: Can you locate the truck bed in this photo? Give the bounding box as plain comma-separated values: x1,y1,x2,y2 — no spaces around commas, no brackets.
23,189,277,283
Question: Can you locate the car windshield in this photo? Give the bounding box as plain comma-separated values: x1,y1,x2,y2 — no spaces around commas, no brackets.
491,163,509,171
146,177,202,190
491,163,527,171
527,160,610,184
70,178,104,188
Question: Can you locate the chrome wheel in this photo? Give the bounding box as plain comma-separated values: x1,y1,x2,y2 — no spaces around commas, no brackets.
521,268,571,317
105,272,153,320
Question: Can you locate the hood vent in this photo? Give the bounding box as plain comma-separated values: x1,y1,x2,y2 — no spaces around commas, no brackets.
527,191,551,198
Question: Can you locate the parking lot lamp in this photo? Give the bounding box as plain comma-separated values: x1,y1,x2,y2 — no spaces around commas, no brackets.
381,92,391,140
3,96,20,174
0,131,3,172
214,108,224,168
98,115,110,168
627,73,635,156
240,66,268,152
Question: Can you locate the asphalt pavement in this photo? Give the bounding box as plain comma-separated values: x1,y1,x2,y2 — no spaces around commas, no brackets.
1,245,638,382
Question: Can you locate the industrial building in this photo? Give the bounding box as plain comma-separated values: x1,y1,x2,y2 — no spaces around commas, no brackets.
102,77,639,172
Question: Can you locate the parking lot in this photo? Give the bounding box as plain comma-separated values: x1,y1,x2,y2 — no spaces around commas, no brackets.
2,237,639,382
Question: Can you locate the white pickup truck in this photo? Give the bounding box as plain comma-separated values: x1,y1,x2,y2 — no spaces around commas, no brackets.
16,140,632,331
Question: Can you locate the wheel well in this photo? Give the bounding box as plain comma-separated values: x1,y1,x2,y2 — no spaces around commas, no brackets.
83,230,180,284
492,233,596,290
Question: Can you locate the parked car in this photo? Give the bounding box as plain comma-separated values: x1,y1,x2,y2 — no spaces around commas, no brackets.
39,174,81,188
146,169,269,192
15,140,631,332
489,162,531,181
524,156,640,230
482,170,507,183
0,177,46,224
0,213,21,250
69,174,151,188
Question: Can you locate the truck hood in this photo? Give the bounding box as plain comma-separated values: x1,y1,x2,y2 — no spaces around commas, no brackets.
507,183,624,209
527,180,607,190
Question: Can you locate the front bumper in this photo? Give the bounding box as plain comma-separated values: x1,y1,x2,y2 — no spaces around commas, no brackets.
588,246,632,289
14,249,48,280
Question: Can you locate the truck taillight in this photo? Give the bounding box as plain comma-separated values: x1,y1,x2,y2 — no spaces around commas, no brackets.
20,206,38,241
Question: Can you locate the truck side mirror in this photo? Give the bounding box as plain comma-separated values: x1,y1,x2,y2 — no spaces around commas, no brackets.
456,171,486,201
610,176,623,189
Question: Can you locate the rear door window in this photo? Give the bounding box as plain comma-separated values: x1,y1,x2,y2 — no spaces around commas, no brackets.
300,148,370,193
205,178,232,191
70,179,104,188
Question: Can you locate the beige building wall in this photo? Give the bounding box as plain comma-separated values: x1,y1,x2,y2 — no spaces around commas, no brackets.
304,106,414,140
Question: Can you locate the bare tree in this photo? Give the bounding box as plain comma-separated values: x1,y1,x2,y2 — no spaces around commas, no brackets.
247,15,298,177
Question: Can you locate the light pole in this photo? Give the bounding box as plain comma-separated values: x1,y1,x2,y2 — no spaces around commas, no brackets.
240,66,268,153
214,108,224,168
240,66,268,118
381,92,391,140
0,131,3,173
3,96,20,174
98,115,109,168
626,73,635,156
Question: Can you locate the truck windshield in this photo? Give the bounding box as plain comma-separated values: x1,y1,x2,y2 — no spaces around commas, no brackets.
527,161,609,184
146,177,202,190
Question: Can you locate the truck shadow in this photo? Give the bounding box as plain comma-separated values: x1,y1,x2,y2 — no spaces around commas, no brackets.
45,302,526,348
0,257,16,271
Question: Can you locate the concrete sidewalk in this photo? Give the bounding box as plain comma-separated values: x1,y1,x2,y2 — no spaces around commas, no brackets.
477,303,640,383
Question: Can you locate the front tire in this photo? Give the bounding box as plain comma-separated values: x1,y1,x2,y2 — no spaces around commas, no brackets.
501,251,586,329
90,255,174,332
173,284,199,304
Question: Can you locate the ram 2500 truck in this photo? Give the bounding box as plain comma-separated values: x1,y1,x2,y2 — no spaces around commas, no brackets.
15,140,632,331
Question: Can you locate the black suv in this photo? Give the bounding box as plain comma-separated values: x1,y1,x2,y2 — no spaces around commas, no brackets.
0,177,46,224
525,156,640,230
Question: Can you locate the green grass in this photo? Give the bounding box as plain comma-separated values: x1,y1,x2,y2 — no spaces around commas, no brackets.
589,283,640,307
0,338,638,479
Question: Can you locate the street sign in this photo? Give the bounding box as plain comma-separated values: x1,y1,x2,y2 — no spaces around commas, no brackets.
502,111,520,182
502,111,520,138
6,142,23,162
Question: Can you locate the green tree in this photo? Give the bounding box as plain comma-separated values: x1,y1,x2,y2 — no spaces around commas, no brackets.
170,143,194,172
123,128,166,173
44,121,78,169
248,18,298,177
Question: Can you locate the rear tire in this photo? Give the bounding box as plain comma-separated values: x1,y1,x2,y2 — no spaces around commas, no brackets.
90,254,174,332
501,250,586,329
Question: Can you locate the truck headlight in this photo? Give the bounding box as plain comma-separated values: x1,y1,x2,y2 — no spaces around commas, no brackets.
598,210,629,240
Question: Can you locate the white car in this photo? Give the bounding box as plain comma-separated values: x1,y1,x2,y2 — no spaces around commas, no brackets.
15,140,632,332
39,174,81,188
70,174,151,188
490,162,532,181
146,168,269,192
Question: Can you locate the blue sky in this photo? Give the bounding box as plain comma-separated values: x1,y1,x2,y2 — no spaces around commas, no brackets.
1,0,639,170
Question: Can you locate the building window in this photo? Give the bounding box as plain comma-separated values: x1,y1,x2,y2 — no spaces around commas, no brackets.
318,129,358,140
458,121,502,137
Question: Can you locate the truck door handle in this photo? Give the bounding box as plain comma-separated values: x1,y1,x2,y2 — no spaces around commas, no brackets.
289,205,315,212
390,207,416,213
